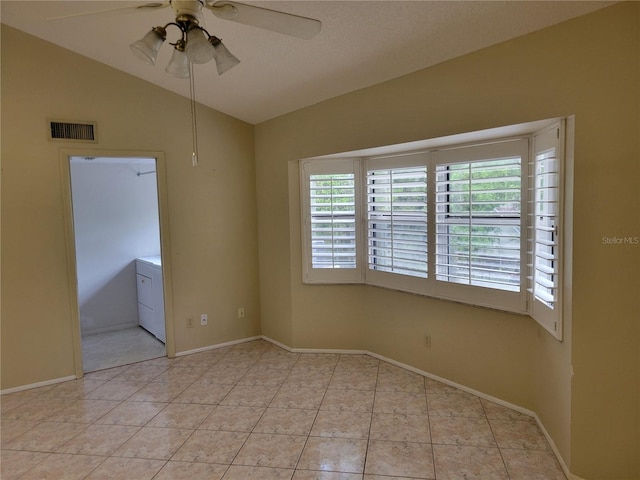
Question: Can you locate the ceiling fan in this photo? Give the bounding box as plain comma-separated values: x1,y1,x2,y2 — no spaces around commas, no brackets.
51,0,322,77
49,0,321,166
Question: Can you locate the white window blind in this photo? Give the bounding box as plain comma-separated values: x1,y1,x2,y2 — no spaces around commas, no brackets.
301,159,362,283
309,173,357,269
299,120,569,330
435,158,522,291
528,123,564,339
433,140,528,312
367,166,428,278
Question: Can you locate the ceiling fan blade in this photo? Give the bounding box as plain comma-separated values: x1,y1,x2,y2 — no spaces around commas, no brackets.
206,1,321,39
47,2,169,21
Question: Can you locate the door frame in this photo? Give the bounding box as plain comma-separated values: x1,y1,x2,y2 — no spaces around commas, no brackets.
59,148,176,378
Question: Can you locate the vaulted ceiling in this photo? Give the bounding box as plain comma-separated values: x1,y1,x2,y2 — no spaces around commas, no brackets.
1,1,611,124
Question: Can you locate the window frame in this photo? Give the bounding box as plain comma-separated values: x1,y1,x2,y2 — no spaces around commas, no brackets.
431,139,530,313
298,120,567,339
365,152,430,296
300,158,363,284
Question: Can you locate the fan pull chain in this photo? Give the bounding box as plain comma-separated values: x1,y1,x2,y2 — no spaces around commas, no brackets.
189,62,199,167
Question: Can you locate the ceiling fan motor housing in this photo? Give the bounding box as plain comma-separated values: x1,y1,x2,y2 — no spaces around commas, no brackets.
171,0,205,24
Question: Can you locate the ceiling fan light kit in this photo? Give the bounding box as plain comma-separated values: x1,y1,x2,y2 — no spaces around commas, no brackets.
130,8,239,77
129,26,167,66
125,0,321,165
127,0,320,79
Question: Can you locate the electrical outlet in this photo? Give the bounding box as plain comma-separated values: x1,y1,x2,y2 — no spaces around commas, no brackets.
187,317,194,328
238,307,245,319
200,314,208,326
424,334,432,348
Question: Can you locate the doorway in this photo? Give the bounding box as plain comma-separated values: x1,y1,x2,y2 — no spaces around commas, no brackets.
68,155,167,372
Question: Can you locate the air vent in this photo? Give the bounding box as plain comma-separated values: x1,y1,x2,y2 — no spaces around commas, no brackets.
48,119,97,142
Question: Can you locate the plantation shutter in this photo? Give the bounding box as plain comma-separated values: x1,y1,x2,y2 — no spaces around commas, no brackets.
528,123,564,339
433,140,529,312
300,159,362,283
365,153,429,295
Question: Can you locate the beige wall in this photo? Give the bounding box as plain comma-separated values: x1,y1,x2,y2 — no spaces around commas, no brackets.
255,4,639,479
2,3,639,479
1,26,261,387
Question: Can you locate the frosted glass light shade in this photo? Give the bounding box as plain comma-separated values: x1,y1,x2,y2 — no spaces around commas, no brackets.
185,27,215,64
211,38,240,75
165,45,190,78
130,27,166,65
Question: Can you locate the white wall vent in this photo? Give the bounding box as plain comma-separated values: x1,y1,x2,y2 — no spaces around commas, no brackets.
48,119,97,143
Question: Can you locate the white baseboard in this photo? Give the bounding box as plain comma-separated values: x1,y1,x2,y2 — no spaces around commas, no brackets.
1,375,77,395
175,336,262,357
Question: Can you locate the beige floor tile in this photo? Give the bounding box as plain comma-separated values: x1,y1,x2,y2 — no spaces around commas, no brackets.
2,397,73,422
369,413,430,443
501,449,567,480
310,410,372,439
220,385,279,407
425,378,463,395
126,381,189,402
364,440,434,478
172,382,233,404
270,386,326,410
114,426,193,460
292,353,339,371
199,366,250,385
489,418,550,450
320,389,375,412
1,341,566,480
224,465,295,479
114,366,167,383
47,399,120,424
427,393,485,418
56,424,139,456
336,355,379,369
254,408,317,435
364,475,420,480
95,400,167,426
177,351,225,368
146,403,214,429
85,456,165,480
233,432,307,468
153,461,227,480
373,391,428,415
481,399,532,421
4,421,87,452
43,378,106,400
328,372,377,391
293,471,362,480
297,437,367,473
172,430,248,463
238,367,291,386
430,416,496,447
18,453,105,480
284,371,333,389
152,366,207,384
85,380,145,401
0,450,49,480
376,372,426,393
83,365,130,382
0,420,39,446
199,405,266,432
433,444,508,479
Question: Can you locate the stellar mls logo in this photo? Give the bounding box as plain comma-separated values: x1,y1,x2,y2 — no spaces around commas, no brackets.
602,236,639,245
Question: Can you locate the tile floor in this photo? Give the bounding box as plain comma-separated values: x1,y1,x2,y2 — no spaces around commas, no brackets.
1,339,567,479
82,327,166,373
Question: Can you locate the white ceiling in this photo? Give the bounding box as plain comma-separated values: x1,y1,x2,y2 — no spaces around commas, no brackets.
1,0,611,124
